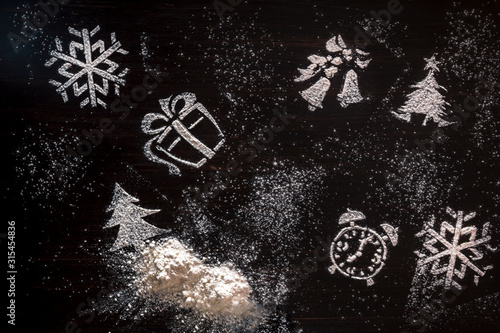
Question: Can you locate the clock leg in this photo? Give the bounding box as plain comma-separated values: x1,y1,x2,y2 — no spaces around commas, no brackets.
328,265,337,275
367,278,374,286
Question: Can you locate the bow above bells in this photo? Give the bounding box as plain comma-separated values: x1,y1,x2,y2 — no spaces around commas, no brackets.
141,92,225,175
295,34,372,111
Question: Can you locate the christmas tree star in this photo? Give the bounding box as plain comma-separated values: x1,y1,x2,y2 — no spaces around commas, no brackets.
392,55,453,127
424,54,441,72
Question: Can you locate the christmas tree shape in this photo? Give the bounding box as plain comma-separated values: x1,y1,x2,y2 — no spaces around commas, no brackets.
105,183,165,251
392,55,453,127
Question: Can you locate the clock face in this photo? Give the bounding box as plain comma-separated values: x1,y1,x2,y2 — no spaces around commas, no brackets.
330,226,387,280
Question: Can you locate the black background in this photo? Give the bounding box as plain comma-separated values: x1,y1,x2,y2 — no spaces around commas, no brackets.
1,0,500,332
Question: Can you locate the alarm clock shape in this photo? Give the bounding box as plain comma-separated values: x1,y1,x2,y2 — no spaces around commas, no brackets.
328,209,399,286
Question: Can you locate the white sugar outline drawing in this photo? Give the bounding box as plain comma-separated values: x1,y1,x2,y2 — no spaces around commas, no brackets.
295,34,372,111
105,183,166,252
392,54,453,127
415,207,496,290
45,25,129,108
141,92,225,176
329,209,399,286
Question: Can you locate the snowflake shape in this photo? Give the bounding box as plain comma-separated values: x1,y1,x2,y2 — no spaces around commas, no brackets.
415,207,496,290
45,26,129,108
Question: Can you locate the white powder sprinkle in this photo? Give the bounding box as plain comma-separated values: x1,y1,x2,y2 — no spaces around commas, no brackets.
133,238,255,318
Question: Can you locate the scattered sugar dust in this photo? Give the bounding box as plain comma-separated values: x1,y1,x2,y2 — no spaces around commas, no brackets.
14,127,90,216
135,238,255,318
98,161,326,331
443,3,500,153
176,161,327,329
177,8,289,137
357,17,407,59
441,292,500,326
99,237,261,332
377,1,500,223
140,32,155,74
444,3,500,83
382,149,459,213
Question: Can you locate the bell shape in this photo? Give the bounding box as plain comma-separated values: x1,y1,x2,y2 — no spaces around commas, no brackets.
299,77,331,111
337,70,364,108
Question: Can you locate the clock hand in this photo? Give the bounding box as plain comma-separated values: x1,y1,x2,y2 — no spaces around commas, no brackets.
358,235,373,252
346,235,374,263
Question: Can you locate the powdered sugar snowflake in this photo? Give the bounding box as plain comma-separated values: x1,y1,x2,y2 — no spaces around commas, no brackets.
45,26,129,108
415,207,496,290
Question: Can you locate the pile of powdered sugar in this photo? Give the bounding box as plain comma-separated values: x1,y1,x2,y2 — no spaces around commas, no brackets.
132,238,255,319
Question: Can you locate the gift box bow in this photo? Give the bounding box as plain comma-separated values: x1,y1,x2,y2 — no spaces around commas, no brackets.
141,92,225,175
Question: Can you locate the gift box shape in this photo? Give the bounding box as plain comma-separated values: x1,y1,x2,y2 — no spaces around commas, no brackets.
142,92,225,175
